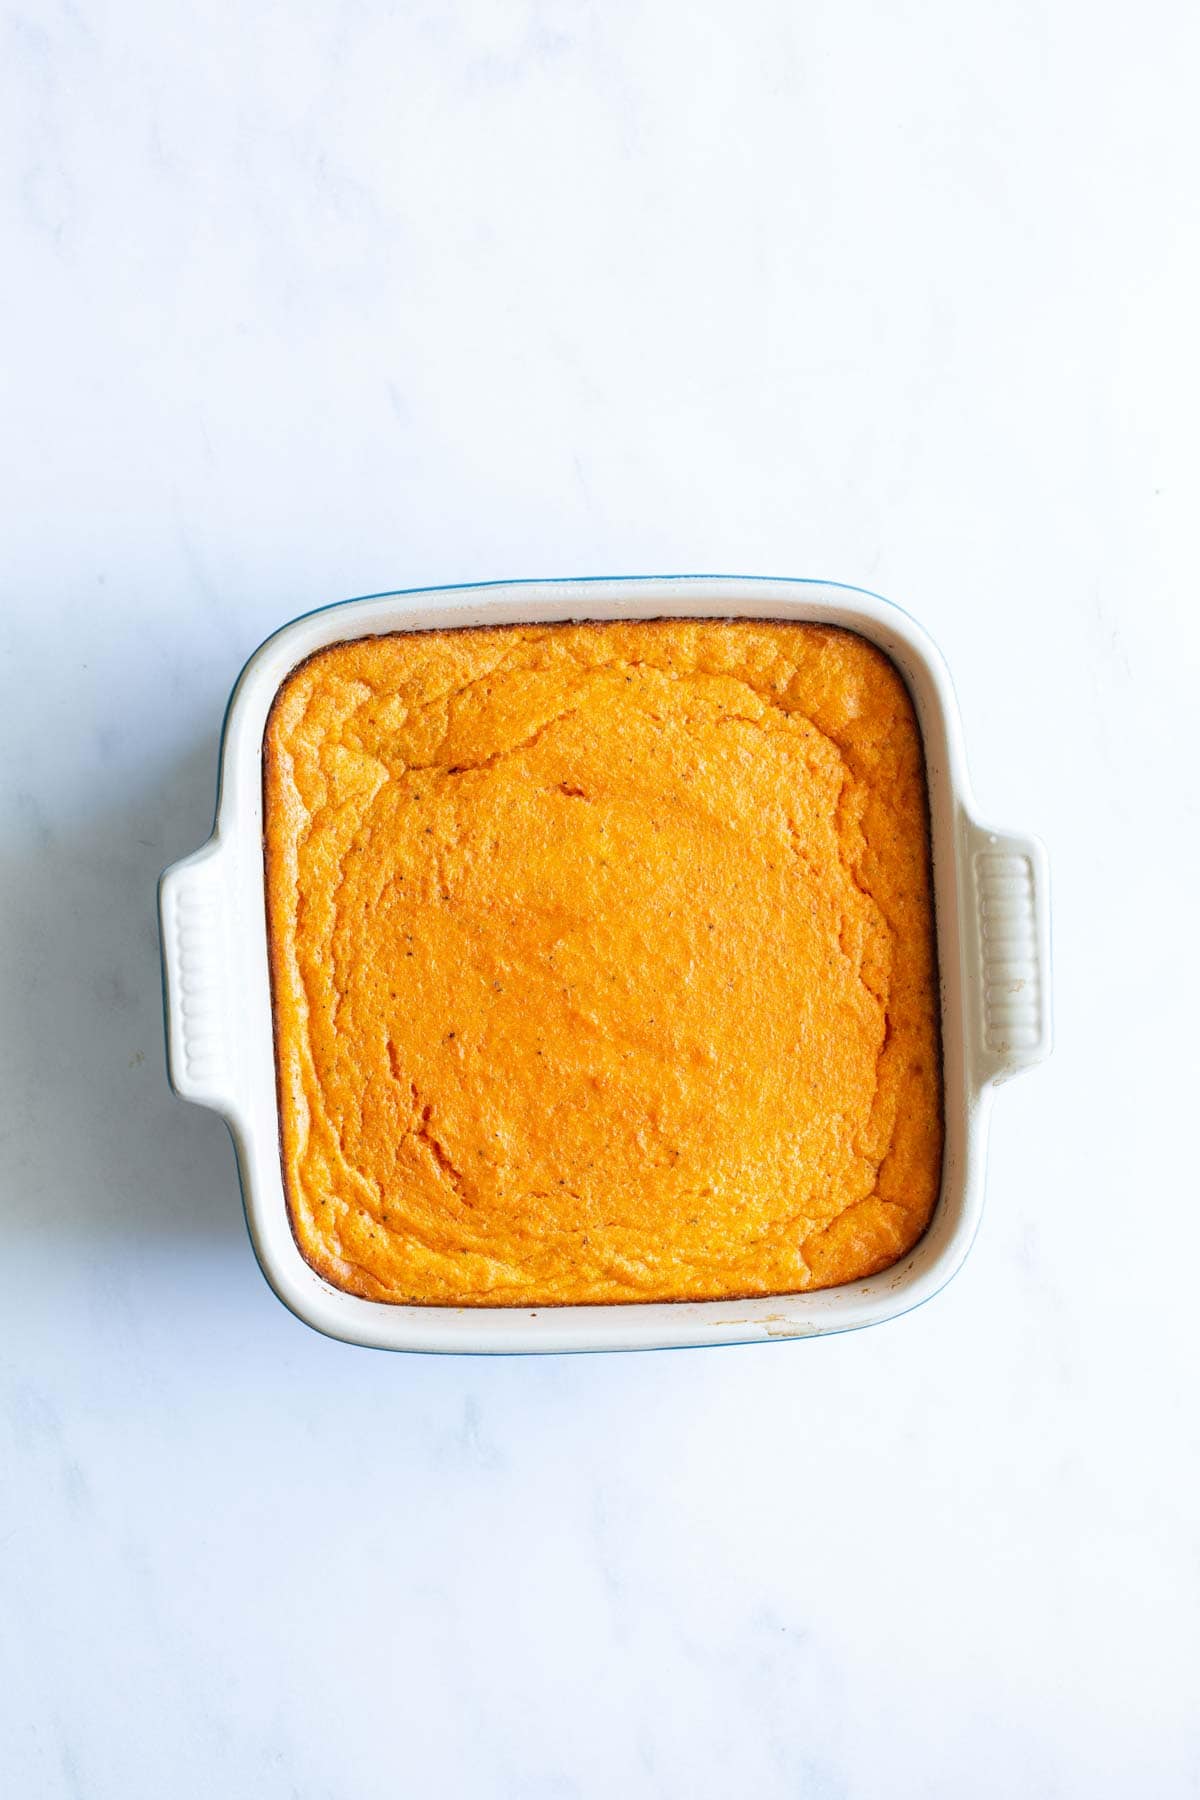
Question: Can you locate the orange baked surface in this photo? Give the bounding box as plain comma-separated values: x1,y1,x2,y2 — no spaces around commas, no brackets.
264,619,942,1306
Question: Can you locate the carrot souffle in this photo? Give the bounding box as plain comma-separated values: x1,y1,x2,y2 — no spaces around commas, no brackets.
263,618,942,1306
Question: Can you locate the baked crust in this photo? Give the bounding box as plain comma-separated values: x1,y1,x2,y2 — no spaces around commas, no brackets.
263,619,943,1305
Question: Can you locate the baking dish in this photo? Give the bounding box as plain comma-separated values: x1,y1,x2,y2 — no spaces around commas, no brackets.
159,578,1051,1352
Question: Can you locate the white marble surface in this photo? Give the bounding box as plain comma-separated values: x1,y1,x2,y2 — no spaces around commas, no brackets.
3,2,1198,1794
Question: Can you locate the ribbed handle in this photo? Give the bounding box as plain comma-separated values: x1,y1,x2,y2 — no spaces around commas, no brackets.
969,825,1052,1084
159,840,238,1110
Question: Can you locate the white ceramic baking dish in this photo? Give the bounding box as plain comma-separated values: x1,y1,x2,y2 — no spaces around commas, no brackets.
159,578,1051,1352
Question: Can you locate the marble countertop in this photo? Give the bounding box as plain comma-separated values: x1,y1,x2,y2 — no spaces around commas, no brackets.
3,3,1197,1795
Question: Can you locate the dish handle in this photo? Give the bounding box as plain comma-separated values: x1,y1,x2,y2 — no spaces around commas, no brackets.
966,822,1053,1085
158,837,240,1114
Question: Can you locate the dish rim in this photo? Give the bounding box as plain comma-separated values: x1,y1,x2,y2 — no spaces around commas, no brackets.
159,576,1052,1352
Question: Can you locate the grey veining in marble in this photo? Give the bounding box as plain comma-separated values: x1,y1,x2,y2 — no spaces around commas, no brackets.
2,1,1198,1795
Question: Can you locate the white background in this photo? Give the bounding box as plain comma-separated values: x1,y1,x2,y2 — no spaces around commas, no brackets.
2,3,1198,1795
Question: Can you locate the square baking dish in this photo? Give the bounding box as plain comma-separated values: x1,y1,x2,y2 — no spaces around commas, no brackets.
159,578,1051,1352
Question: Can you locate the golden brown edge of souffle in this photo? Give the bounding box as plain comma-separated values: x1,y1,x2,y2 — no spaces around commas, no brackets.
262,617,944,1307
